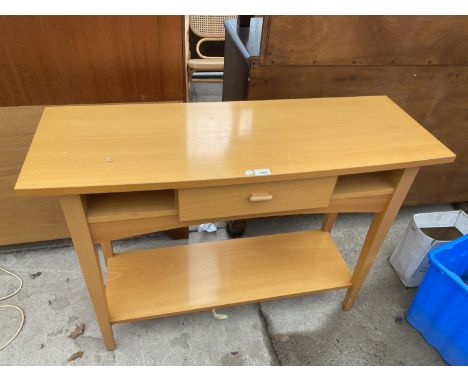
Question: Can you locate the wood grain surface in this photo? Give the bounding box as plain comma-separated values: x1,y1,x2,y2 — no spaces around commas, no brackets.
0,106,68,245
15,97,455,196
86,190,177,223
0,16,186,244
0,16,185,106
264,16,468,66
333,173,394,200
106,230,353,323
178,177,337,221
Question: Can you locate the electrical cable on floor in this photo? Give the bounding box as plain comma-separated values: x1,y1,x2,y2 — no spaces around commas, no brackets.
0,266,25,351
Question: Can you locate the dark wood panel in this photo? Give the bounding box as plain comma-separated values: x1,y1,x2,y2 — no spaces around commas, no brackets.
265,16,468,66
248,65,468,205
0,16,184,106
0,107,69,245
222,18,264,101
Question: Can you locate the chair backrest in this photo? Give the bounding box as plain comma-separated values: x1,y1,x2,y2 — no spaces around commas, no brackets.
189,16,237,38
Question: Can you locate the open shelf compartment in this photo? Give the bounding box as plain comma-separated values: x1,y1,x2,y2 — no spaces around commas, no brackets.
106,230,353,324
86,190,177,223
333,171,395,200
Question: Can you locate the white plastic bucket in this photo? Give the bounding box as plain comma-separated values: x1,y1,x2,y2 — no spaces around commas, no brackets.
389,210,468,287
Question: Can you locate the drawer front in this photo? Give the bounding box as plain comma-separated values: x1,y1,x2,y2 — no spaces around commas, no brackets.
178,177,337,221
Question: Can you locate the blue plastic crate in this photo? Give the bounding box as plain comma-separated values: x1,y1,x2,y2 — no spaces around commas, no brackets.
406,234,468,365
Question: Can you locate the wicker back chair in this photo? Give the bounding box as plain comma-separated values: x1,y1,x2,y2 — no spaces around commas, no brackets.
186,15,236,100
190,15,234,57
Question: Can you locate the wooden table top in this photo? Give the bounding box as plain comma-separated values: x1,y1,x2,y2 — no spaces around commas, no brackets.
15,96,455,196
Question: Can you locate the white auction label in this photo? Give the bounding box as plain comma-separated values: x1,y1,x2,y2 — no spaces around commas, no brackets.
253,168,271,176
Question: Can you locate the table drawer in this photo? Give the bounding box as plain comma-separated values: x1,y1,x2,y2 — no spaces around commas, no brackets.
178,177,337,221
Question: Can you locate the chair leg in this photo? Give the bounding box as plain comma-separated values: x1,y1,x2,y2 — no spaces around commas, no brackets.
226,220,247,238
101,241,114,265
166,227,190,240
187,69,193,102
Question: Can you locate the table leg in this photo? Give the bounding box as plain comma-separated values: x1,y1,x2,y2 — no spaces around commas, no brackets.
59,195,115,350
321,213,338,232
101,241,114,265
342,167,419,310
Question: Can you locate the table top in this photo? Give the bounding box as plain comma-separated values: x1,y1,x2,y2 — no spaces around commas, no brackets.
15,96,455,196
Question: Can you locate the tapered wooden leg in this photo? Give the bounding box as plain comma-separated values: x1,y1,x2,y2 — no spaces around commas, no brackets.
165,227,189,240
321,213,338,232
59,195,115,351
342,168,419,310
101,241,114,265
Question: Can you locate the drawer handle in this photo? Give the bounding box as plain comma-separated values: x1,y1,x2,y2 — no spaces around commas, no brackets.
249,193,273,202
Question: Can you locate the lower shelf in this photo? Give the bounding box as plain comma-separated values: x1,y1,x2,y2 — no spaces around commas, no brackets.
106,230,353,324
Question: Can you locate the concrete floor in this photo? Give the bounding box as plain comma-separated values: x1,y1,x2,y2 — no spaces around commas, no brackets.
0,84,451,365
190,82,223,102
